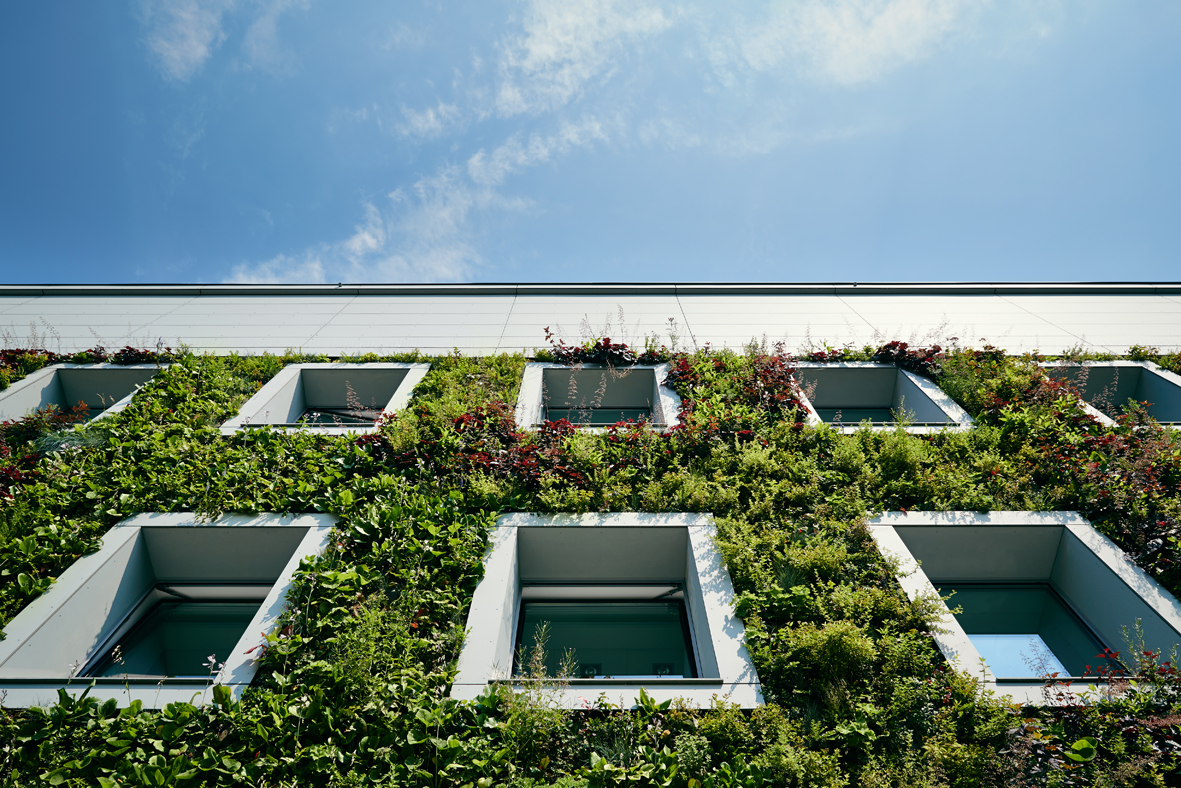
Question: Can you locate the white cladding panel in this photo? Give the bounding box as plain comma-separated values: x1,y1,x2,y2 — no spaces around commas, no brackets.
2,286,1181,355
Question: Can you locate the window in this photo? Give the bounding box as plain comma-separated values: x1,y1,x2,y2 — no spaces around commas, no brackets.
0,363,164,423
944,583,1105,679
793,362,972,433
84,584,270,679
452,513,762,708
220,362,430,435
869,511,1181,704
0,513,335,708
516,585,696,679
1041,361,1181,426
515,363,681,431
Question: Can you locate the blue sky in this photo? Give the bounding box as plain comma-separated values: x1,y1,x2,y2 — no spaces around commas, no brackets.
1,0,1178,284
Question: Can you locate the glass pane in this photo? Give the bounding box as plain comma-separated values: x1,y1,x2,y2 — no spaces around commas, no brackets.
518,602,693,679
300,407,382,425
944,584,1106,678
544,408,650,426
815,407,899,424
89,601,260,678
970,635,1068,678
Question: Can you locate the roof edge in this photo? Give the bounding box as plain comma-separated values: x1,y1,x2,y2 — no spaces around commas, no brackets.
3,282,1181,297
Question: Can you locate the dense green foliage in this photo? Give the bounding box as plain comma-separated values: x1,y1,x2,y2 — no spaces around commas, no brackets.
0,340,1180,786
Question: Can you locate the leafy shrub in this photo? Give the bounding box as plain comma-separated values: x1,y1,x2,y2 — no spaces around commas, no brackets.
674,733,711,778
537,329,666,367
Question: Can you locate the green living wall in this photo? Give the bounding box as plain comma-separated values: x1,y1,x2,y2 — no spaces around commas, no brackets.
1,339,1181,787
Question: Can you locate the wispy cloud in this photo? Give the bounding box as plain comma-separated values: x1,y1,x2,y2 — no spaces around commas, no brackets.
140,0,309,82
140,0,235,82
468,117,609,186
226,118,608,283
226,0,1055,282
384,21,427,51
397,101,462,139
225,173,484,283
240,0,309,75
495,0,672,116
326,105,373,135
736,0,982,85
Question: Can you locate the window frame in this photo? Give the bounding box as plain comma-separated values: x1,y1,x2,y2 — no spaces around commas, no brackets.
513,590,700,680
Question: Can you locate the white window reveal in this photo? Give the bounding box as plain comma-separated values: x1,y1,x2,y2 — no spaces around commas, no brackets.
0,363,165,423
452,512,762,708
515,363,681,431
0,512,335,708
793,362,972,434
868,511,1181,705
221,362,430,436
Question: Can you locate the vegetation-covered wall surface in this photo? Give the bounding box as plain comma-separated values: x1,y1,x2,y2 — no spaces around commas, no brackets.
2,337,1181,787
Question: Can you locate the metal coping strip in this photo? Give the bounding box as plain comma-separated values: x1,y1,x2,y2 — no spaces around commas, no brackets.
4,282,1181,297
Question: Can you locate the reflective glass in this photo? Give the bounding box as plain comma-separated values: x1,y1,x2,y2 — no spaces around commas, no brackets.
815,407,898,424
518,601,693,679
944,584,1106,678
544,407,650,426
89,601,260,678
300,407,383,425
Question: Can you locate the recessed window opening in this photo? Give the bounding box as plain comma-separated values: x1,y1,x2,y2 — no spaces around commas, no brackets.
939,583,1107,680
516,364,680,433
270,372,397,427
0,513,336,708
515,585,697,679
868,511,1181,705
0,364,163,423
793,363,970,431
84,584,270,679
1042,362,1181,426
222,363,429,435
452,514,763,707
